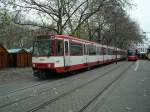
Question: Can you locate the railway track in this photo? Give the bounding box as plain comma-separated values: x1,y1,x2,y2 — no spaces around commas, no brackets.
0,62,130,112
4,62,122,95
26,62,131,112
0,63,116,98
0,80,55,95
78,63,132,112
0,62,123,108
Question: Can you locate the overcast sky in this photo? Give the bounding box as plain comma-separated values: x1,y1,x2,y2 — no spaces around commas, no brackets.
129,0,150,39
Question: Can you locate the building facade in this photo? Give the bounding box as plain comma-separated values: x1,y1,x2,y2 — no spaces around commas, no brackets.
135,38,150,54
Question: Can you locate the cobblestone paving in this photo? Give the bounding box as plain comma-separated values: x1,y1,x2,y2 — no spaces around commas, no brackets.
82,60,150,112
1,61,145,112
0,62,124,112
0,67,32,83
35,63,131,112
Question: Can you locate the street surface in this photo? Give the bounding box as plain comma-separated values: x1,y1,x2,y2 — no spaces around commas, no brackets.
0,60,150,112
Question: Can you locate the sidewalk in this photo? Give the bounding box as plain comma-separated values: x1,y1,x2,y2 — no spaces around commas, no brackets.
0,67,32,83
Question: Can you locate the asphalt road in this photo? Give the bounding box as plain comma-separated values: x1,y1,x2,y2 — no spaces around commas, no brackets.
84,60,150,112
0,60,149,112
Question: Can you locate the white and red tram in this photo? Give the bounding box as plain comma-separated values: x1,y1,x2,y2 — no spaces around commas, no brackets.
32,35,126,78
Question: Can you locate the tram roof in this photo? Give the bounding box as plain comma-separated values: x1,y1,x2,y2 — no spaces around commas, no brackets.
46,34,123,50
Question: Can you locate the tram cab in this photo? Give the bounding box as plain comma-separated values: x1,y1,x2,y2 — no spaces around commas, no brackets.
127,49,138,61
147,47,150,60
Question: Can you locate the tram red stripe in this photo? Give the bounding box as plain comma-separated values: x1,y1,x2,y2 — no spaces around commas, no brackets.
33,59,115,73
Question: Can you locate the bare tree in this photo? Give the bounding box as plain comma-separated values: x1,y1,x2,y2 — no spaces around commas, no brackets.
1,0,143,49
4,0,130,35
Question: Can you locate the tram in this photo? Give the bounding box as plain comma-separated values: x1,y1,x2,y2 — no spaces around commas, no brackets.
32,35,126,78
147,47,150,60
127,49,138,61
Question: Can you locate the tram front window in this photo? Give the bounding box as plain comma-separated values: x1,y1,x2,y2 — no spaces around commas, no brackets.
128,50,137,56
33,39,54,56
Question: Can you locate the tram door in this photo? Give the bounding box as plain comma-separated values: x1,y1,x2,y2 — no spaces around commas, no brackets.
64,40,70,67
84,44,88,64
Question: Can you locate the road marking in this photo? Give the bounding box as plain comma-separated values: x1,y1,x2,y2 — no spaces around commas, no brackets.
134,60,139,71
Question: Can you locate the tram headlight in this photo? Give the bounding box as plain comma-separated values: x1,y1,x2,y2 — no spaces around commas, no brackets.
33,64,36,67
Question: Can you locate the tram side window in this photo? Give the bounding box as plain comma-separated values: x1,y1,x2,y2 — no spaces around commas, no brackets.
117,51,119,55
109,49,113,55
111,49,113,55
86,45,89,55
114,50,117,55
83,44,86,55
121,51,123,55
106,48,109,55
70,41,83,56
96,47,100,55
56,39,63,56
113,49,116,55
65,41,69,55
103,48,106,55
97,47,103,55
109,49,111,55
96,47,99,55
101,47,104,55
89,45,96,55
120,51,122,55
108,48,110,55
118,51,120,55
